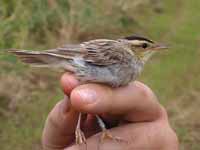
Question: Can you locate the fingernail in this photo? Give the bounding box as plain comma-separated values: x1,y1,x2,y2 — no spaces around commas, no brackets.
76,89,97,104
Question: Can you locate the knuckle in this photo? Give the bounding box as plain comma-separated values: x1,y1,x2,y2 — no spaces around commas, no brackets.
102,86,114,111
162,127,179,149
154,122,179,150
159,106,169,119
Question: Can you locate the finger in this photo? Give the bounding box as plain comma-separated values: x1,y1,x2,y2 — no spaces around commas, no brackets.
60,73,79,95
42,96,79,149
60,74,100,138
70,81,162,122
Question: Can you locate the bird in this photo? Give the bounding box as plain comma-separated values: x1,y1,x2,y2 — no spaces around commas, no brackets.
8,35,167,145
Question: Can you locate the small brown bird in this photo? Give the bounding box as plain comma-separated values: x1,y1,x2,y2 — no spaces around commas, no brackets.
9,35,167,144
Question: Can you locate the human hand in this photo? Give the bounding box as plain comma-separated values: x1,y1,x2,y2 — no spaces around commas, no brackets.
42,73,179,150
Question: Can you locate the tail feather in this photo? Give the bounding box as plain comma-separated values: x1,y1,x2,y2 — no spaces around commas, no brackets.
8,49,75,71
9,49,48,65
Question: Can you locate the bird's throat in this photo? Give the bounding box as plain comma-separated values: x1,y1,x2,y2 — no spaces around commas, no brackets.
137,51,155,63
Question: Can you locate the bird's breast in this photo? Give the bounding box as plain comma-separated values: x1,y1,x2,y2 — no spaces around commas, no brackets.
73,55,144,87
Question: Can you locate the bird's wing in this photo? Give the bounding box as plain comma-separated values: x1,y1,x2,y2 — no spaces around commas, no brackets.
47,39,126,66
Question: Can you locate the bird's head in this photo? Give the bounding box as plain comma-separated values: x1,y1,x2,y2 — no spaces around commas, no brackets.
124,35,167,61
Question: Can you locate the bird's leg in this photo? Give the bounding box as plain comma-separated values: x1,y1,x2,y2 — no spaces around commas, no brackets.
95,115,123,142
75,112,86,144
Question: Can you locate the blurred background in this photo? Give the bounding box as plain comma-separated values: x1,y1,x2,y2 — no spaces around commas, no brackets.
0,0,199,149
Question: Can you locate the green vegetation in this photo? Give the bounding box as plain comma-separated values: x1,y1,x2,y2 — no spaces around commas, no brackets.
0,0,200,149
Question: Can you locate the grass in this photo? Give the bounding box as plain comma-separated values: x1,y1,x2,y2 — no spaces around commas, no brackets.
0,0,200,149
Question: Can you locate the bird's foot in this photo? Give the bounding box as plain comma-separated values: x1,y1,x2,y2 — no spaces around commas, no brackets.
75,127,86,144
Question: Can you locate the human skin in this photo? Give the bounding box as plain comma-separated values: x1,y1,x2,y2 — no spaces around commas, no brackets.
42,73,179,150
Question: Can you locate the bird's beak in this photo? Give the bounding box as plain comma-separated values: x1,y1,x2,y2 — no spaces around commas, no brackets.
150,43,168,51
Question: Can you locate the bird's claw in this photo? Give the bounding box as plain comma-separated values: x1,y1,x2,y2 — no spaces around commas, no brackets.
100,129,126,143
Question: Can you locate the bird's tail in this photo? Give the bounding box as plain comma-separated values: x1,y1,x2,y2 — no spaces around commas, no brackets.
8,49,75,72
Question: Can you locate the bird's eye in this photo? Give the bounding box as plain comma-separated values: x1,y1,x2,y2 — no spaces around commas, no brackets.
142,43,148,49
